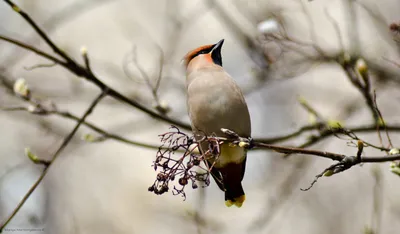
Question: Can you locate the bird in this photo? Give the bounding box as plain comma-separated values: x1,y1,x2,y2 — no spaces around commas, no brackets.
183,39,251,208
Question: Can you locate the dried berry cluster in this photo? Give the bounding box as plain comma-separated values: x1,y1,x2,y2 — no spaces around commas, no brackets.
390,22,400,33
148,126,214,200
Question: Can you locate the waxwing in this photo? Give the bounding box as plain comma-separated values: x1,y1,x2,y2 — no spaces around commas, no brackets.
184,39,251,207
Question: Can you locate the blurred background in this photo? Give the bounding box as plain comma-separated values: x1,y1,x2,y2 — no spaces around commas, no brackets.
1,0,400,233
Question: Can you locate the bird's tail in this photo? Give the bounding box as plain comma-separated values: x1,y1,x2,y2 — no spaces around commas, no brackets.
220,163,246,208
224,183,245,208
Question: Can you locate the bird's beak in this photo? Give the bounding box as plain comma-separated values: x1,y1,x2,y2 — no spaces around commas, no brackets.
210,39,224,66
212,39,224,53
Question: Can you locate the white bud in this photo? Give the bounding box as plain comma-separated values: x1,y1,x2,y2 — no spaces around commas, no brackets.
390,162,400,176
82,133,95,142
25,147,38,162
13,78,29,97
356,58,368,75
153,100,171,114
389,148,400,155
27,105,36,113
257,19,279,34
80,46,87,55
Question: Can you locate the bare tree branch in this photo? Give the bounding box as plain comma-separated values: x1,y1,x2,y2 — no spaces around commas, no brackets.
150,127,400,199
0,0,191,130
0,89,108,232
1,105,162,150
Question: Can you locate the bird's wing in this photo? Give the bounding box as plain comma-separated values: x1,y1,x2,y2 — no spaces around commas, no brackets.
204,160,226,191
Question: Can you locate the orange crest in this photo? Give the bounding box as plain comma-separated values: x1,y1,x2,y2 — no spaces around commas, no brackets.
183,44,214,67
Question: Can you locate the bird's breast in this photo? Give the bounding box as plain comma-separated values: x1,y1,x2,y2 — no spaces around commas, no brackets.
187,69,251,137
212,143,246,168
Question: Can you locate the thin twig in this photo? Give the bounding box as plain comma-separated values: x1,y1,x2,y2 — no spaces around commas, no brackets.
129,45,161,104
324,7,345,52
382,57,400,68
0,35,66,65
298,96,325,123
332,128,389,152
252,142,345,161
299,0,326,56
373,91,393,148
344,0,360,55
221,128,400,163
154,47,164,94
4,102,400,152
1,105,162,150
255,124,320,143
163,127,400,194
81,47,93,75
204,0,269,68
0,89,108,232
342,61,379,122
3,0,76,64
0,0,191,130
24,62,57,71
252,122,400,145
370,166,383,234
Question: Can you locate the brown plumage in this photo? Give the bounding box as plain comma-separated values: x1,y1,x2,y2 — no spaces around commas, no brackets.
184,39,251,207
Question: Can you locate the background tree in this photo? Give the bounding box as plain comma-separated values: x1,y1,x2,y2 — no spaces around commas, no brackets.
0,0,400,233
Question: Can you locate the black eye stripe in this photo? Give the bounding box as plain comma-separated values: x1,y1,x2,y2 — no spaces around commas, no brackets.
185,44,217,65
196,48,211,56
188,47,212,62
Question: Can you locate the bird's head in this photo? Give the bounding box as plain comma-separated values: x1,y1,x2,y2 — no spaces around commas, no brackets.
183,39,224,72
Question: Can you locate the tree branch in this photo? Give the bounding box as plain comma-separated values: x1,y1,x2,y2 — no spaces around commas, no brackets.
1,105,162,150
0,89,108,232
0,0,191,130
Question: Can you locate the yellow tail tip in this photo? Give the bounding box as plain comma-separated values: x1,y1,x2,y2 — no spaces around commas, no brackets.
225,200,234,207
225,195,246,208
